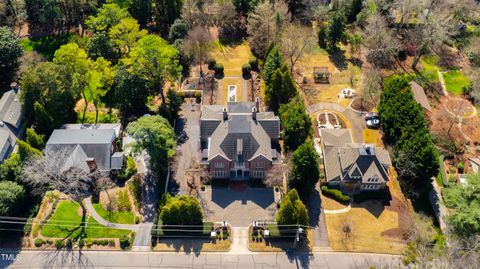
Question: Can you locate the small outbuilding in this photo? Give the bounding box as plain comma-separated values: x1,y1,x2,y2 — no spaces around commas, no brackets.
313,67,330,84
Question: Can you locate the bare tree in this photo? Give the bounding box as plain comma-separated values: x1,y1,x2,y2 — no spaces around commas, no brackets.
279,23,316,73
21,149,113,230
362,13,398,69
181,0,214,28
183,26,214,82
247,0,290,57
263,161,291,190
466,67,480,104
360,68,383,107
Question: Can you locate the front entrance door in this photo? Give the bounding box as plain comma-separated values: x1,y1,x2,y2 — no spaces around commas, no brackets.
236,169,243,177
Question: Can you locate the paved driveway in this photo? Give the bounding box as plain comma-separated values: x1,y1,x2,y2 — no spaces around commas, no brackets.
199,188,279,227
307,103,366,143
170,101,201,194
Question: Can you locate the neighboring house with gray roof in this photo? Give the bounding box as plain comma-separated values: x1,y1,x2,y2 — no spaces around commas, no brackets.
46,124,124,172
0,83,25,163
320,129,392,193
200,101,280,179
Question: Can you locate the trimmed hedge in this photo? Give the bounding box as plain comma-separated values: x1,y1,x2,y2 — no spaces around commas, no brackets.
353,189,391,203
321,186,350,203
242,63,252,74
249,57,258,71
213,63,224,74
207,58,216,70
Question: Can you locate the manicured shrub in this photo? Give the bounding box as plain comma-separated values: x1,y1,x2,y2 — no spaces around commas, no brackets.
249,57,258,71
207,58,216,70
66,238,73,248
321,186,350,203
85,239,94,248
120,234,130,249
117,190,132,211
78,238,85,249
242,63,252,74
213,63,224,74
457,162,464,173
34,238,45,247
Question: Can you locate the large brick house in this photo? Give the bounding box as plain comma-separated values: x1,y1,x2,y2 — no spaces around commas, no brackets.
200,101,280,180
320,129,392,193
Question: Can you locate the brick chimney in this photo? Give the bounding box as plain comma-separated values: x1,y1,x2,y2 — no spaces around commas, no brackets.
10,82,19,93
252,106,257,121
86,158,97,172
223,107,228,121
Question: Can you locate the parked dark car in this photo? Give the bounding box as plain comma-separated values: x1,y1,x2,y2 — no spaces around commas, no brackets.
365,112,380,128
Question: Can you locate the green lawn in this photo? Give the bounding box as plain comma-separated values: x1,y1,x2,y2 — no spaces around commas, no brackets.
442,70,470,96
92,203,135,224
41,201,130,239
420,55,440,83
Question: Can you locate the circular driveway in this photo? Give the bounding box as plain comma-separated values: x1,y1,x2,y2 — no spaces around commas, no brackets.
307,103,366,143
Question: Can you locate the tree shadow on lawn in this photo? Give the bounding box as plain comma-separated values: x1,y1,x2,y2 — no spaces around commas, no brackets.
327,48,348,70
158,238,213,256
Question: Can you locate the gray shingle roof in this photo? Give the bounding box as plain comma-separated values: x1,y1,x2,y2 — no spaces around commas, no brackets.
201,102,280,162
46,129,117,171
320,129,391,184
0,89,22,128
47,129,116,145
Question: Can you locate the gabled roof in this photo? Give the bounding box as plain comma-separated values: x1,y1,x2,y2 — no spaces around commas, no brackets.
46,128,119,171
47,129,116,145
201,102,280,162
320,129,391,184
0,89,22,128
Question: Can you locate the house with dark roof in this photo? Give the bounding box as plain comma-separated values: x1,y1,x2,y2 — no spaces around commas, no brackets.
200,101,280,179
45,124,124,172
320,129,392,193
0,83,25,163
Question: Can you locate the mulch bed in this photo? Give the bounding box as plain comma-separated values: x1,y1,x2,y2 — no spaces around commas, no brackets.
351,98,375,112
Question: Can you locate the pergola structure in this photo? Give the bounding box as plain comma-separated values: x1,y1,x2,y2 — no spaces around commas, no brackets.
313,67,330,84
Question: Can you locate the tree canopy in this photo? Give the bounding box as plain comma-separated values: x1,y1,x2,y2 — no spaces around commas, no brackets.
0,26,22,89
20,62,77,135
379,75,438,197
443,173,480,238
276,189,309,226
265,65,298,112
289,141,319,200
0,180,25,216
126,115,176,188
279,98,312,151
160,194,203,225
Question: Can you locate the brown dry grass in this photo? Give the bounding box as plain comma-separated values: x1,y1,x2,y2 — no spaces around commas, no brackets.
363,129,384,147
324,179,411,254
210,42,252,77
220,77,244,104
295,47,362,106
320,192,349,210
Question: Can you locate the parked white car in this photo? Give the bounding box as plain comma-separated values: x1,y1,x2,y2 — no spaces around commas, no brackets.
338,88,356,98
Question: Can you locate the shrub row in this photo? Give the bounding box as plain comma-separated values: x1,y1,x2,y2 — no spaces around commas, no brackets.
320,186,350,203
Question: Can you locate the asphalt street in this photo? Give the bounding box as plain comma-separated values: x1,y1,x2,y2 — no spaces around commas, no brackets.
0,250,405,269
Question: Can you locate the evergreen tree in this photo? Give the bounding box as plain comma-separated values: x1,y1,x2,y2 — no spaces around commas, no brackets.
0,26,23,89
160,195,203,225
379,75,439,197
153,0,183,33
276,189,309,225
263,46,283,85
326,11,347,51
346,0,363,24
129,0,152,28
289,141,319,200
265,65,298,112
279,98,312,151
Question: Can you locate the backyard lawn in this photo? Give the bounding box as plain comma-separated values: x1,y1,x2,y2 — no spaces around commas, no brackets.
442,70,470,96
209,42,253,77
420,55,440,83
41,201,130,239
92,203,135,224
